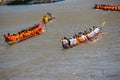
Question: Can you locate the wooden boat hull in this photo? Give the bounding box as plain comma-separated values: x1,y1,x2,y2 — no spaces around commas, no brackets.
6,29,45,45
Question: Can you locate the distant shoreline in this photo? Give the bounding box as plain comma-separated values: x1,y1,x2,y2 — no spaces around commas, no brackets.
0,0,64,5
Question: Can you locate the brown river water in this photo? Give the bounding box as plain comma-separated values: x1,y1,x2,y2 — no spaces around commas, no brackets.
0,0,120,80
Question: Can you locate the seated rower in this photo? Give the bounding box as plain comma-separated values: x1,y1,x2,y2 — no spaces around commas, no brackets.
81,33,88,41
87,28,96,39
3,34,8,42
73,34,79,38
78,32,82,37
83,31,88,36
69,37,77,47
76,32,88,43
61,37,69,49
38,24,42,31
18,32,24,40
93,26,100,34
12,34,19,42
6,33,13,42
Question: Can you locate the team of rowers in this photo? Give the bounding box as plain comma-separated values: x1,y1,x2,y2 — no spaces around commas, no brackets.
4,24,44,42
61,26,101,49
3,12,102,48
94,4,120,11
4,12,55,43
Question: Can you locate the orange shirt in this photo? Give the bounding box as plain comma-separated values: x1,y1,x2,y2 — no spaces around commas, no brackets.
77,37,84,43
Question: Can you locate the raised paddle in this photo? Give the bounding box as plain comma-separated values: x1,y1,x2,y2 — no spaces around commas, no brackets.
102,21,106,27
100,21,106,30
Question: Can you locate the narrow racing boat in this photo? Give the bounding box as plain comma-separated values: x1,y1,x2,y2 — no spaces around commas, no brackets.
4,27,45,45
61,22,106,49
94,4,120,11
61,27,102,49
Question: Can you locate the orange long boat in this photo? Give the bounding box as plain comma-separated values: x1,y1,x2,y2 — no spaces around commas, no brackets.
94,4,120,11
4,25,45,45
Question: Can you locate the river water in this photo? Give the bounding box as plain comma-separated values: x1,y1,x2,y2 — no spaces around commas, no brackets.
0,0,120,80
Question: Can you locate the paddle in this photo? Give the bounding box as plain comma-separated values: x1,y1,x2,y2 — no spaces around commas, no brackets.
102,21,106,27
100,21,106,30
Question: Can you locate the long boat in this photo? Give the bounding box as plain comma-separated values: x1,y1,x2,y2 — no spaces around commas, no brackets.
61,21,106,49
94,4,120,11
61,27,103,49
4,28,45,45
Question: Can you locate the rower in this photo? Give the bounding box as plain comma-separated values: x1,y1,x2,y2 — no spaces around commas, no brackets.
61,37,69,49
87,28,96,39
6,33,13,42
81,33,88,41
93,26,100,34
69,37,77,47
3,34,8,42
78,32,82,37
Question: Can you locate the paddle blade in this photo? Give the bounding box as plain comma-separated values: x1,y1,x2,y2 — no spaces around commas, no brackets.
102,21,106,27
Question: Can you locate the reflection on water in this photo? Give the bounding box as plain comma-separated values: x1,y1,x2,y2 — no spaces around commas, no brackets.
0,0,120,80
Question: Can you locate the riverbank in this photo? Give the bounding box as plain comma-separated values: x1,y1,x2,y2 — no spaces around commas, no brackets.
0,0,64,5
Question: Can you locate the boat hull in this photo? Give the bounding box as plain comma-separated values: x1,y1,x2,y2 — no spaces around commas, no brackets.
61,28,102,49
6,29,45,45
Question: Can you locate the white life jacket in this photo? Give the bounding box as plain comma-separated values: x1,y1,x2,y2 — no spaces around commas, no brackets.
94,28,100,34
81,35,88,41
69,38,77,46
87,31,95,38
73,38,77,45
62,39,68,45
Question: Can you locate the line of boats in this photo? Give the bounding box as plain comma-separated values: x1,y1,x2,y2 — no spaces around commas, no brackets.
3,11,107,49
